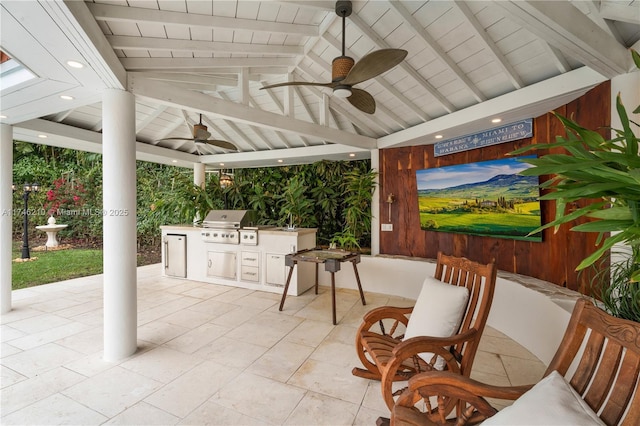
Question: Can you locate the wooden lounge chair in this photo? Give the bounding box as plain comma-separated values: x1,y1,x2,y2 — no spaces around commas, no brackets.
352,252,497,412
392,298,640,425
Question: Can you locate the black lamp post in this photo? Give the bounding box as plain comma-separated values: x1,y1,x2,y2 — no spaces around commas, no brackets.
219,172,233,209
15,182,39,259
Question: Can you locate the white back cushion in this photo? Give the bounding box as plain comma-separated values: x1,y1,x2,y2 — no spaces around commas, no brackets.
482,370,605,425
404,276,470,370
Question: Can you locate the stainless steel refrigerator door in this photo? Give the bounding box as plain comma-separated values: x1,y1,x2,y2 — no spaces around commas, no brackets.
164,234,186,277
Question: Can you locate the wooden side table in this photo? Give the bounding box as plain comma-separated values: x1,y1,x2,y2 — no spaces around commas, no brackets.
278,248,366,325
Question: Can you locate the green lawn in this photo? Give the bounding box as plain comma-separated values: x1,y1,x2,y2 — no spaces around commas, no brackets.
12,243,103,290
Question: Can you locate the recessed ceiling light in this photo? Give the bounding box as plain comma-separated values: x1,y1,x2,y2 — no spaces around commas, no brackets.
491,118,502,123
435,134,443,139
349,153,356,157
66,60,84,69
38,134,47,138
60,95,74,100
277,159,283,163
171,160,177,163
219,163,225,166
0,115,6,119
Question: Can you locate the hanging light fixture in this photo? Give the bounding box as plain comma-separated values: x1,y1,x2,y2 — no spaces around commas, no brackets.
219,172,233,189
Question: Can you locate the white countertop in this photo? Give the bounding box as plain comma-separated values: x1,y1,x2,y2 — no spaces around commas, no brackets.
160,225,317,236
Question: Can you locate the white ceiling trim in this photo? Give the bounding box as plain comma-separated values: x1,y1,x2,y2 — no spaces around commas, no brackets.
128,74,376,149
129,72,238,87
198,143,369,169
13,119,198,168
121,57,297,71
599,1,640,26
62,0,126,89
378,66,607,149
106,35,304,56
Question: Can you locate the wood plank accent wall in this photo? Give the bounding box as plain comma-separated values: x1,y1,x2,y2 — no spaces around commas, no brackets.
379,82,611,294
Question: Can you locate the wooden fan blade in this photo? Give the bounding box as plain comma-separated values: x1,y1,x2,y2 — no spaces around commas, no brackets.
158,137,195,142
202,140,238,151
341,49,408,86
261,81,335,90
348,88,376,114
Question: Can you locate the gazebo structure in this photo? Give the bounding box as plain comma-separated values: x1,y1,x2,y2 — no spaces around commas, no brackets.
1,1,639,366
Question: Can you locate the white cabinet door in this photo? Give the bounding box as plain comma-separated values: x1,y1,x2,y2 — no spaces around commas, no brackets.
207,251,237,279
265,253,286,286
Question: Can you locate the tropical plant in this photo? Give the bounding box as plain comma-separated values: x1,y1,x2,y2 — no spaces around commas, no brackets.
339,168,377,250
277,176,316,229
513,49,640,321
153,172,215,225
588,247,640,321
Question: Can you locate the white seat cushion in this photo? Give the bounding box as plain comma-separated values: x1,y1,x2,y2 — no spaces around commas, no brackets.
482,370,605,425
404,276,470,370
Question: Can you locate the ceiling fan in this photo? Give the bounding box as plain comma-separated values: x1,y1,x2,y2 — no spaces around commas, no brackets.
260,0,407,114
158,114,238,154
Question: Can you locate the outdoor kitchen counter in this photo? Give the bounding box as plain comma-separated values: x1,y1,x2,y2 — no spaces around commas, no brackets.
258,227,317,236
160,224,201,231
160,225,317,296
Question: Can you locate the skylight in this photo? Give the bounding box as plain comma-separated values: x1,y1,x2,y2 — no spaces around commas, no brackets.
0,51,36,92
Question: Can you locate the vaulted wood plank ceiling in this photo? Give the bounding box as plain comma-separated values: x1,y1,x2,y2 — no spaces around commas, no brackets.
1,1,638,170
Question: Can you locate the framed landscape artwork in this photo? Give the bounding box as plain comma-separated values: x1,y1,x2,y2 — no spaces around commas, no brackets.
416,156,542,242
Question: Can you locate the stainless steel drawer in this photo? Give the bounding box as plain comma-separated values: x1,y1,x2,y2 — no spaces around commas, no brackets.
241,265,259,282
241,251,259,267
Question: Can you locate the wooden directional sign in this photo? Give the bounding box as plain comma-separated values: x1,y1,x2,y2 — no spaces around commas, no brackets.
434,119,533,157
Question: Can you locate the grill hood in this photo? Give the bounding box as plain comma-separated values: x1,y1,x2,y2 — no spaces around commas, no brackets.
202,210,258,229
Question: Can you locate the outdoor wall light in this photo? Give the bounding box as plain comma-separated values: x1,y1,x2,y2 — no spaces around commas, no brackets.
14,182,40,259
386,193,395,222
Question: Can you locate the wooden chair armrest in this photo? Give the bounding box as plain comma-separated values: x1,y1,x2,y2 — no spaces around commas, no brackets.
392,372,533,425
391,328,479,362
361,305,413,326
407,370,533,401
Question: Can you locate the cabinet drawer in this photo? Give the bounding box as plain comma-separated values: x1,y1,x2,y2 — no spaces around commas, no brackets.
241,251,259,267
241,265,259,282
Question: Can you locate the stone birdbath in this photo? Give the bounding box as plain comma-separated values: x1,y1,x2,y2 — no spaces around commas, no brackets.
36,216,68,248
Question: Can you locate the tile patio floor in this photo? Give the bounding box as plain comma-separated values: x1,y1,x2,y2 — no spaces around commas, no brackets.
1,264,546,425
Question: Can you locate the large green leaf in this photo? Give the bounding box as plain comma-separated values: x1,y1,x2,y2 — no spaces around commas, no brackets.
576,232,628,270
587,206,633,221
538,182,626,200
572,219,633,233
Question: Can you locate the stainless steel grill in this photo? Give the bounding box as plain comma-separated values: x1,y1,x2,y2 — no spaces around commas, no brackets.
201,210,258,244
202,210,257,229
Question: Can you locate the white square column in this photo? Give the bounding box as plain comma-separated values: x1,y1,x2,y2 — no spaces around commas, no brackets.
102,89,137,361
0,124,13,313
